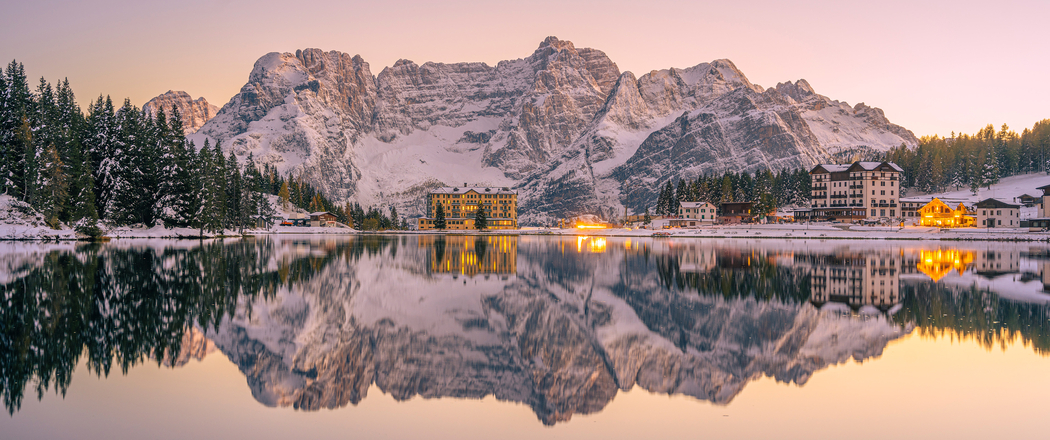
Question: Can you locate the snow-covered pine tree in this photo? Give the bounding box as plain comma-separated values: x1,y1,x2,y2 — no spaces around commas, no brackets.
194,139,224,234
100,99,140,225
1,61,34,199
135,107,160,226
225,150,243,230
34,144,67,228
675,179,688,212
67,144,99,234
982,148,999,189
658,181,670,215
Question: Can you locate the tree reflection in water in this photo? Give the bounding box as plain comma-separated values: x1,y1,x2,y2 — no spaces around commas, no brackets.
2,237,1049,422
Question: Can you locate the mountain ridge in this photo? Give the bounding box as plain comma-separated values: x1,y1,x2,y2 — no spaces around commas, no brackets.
188,37,918,224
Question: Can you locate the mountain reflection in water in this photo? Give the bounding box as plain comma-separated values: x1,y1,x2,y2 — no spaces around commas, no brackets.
2,236,1050,424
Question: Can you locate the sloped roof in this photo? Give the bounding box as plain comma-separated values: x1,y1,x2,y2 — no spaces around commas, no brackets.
810,164,850,174
429,186,516,195
680,201,715,208
848,161,904,172
975,198,1021,209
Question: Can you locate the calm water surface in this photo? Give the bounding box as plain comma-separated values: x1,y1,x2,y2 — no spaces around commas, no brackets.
2,235,1049,439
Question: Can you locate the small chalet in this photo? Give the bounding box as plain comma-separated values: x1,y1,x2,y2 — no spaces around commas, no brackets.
1018,193,1040,207
310,211,338,227
720,202,753,224
918,198,973,228
975,198,1020,228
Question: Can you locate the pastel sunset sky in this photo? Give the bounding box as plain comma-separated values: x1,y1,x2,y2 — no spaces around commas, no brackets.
1,0,1046,137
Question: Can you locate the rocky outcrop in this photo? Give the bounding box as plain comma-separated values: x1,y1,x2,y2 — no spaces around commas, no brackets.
143,91,218,134
191,37,917,224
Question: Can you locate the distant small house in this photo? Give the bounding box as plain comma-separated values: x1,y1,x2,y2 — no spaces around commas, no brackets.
720,202,753,224
975,198,1020,228
1018,193,1040,207
310,211,338,227
284,213,309,227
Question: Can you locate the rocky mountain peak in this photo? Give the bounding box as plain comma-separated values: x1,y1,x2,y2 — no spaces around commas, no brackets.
537,36,576,52
143,90,218,134
774,79,817,103
192,39,918,224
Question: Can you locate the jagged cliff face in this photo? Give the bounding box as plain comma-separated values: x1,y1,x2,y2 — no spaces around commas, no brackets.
143,91,219,134
192,37,917,223
204,237,908,424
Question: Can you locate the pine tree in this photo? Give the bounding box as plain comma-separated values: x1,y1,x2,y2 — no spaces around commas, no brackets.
1,61,33,199
982,148,999,189
389,205,399,230
194,139,223,234
225,151,243,230
309,193,324,212
675,179,688,213
643,208,652,226
34,144,67,228
435,203,447,229
67,145,99,235
654,184,667,216
474,206,487,230
278,180,290,210
720,175,733,203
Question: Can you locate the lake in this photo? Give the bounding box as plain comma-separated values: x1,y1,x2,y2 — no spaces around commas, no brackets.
2,235,1049,439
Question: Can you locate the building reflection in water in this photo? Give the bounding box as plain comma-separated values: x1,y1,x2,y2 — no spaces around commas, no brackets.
913,249,974,281
420,235,517,277
794,251,901,312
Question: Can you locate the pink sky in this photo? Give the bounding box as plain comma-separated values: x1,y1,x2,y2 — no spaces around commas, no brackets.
1,0,1047,137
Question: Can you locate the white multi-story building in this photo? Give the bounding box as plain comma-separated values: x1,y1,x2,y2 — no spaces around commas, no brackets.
975,198,1021,228
678,201,718,226
810,161,903,222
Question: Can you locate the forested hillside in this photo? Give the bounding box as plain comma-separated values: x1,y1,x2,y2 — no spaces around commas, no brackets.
0,60,353,235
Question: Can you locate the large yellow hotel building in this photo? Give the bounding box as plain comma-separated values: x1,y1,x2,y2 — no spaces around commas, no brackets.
417,186,518,230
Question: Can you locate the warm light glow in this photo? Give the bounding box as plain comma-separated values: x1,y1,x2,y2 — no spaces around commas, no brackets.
591,237,607,253
916,249,974,281
575,224,607,229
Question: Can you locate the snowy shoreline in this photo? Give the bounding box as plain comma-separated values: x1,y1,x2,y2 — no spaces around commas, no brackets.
5,222,1050,242
5,223,1050,242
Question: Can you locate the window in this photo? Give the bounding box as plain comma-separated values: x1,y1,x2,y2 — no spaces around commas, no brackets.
881,190,885,195
997,210,1001,215
871,209,876,216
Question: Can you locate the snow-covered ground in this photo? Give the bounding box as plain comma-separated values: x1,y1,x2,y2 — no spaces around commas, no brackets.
0,195,76,240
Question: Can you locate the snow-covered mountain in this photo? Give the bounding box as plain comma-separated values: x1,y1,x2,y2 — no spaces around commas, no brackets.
191,37,918,224
143,90,219,134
